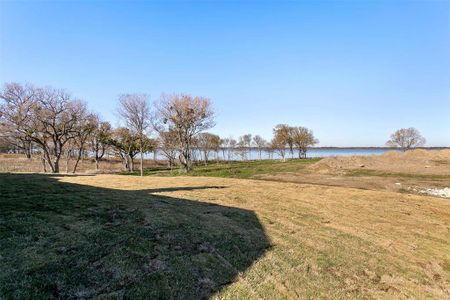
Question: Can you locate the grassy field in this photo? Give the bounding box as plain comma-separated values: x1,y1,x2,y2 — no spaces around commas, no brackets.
1,173,450,299
122,158,321,179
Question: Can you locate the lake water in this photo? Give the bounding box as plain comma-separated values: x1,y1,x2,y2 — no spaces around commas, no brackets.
150,148,398,161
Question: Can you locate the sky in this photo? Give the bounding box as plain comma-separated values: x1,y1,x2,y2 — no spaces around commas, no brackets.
1,0,449,147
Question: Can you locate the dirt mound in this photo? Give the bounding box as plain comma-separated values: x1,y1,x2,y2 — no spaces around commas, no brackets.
308,149,450,175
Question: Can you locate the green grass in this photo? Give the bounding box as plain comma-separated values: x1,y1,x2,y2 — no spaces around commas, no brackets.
0,173,269,299
344,169,450,180
123,158,321,179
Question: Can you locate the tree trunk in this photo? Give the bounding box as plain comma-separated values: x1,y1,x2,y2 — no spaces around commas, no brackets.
95,158,99,171
179,152,190,172
53,158,60,173
41,154,47,173
129,155,134,172
42,147,55,173
65,150,70,173
203,151,208,166
23,140,31,159
123,154,129,171
140,146,144,177
73,148,83,174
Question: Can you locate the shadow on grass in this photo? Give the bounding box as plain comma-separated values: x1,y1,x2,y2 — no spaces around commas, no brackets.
0,173,269,299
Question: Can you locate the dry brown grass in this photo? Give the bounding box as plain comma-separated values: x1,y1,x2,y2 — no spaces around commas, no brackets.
0,154,161,173
57,175,450,299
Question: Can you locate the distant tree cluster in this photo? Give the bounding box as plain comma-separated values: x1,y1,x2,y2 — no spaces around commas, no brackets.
0,83,97,173
386,127,426,151
207,125,318,163
0,83,214,174
271,124,319,161
1,82,428,174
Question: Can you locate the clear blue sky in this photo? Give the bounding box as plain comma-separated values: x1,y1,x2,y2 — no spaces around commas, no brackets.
1,0,449,146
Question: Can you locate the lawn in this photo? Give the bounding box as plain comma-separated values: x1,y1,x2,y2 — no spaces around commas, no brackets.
1,173,450,299
122,158,321,179
0,174,268,299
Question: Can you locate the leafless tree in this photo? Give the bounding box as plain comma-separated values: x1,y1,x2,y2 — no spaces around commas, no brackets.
90,116,112,171
158,129,178,169
14,87,87,173
220,137,236,161
197,132,220,165
118,94,152,176
273,124,293,159
154,93,215,172
108,127,139,172
211,135,221,162
266,144,275,159
236,134,252,161
386,127,426,151
0,83,36,158
0,136,11,153
291,126,318,158
252,135,267,160
71,113,97,173
270,135,286,162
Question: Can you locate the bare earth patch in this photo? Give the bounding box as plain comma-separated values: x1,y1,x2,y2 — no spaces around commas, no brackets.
259,150,450,198
308,149,450,176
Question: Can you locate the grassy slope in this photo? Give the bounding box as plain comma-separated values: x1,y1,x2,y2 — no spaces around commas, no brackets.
2,173,450,299
122,158,321,179
0,174,268,299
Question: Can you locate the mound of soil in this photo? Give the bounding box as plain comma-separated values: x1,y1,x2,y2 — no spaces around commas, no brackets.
308,149,450,175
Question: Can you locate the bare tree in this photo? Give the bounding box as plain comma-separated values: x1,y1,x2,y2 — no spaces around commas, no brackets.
270,135,286,162
236,134,252,161
0,136,11,153
211,135,221,162
273,124,293,158
158,129,178,169
19,87,87,173
197,132,220,165
266,144,275,159
291,126,318,158
386,127,426,151
90,117,112,171
0,83,36,158
118,94,152,176
154,93,215,172
252,135,267,160
72,113,97,173
220,137,236,162
108,127,139,172
273,125,293,161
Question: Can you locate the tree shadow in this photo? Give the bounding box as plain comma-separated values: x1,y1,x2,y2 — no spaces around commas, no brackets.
0,173,270,299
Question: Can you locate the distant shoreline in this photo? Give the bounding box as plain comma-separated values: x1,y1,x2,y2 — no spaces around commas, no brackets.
310,147,450,150
231,146,450,151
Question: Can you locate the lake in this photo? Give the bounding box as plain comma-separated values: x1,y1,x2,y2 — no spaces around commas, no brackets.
150,148,399,161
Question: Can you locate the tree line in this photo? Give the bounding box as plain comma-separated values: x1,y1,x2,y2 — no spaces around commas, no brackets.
0,83,319,174
0,82,427,174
